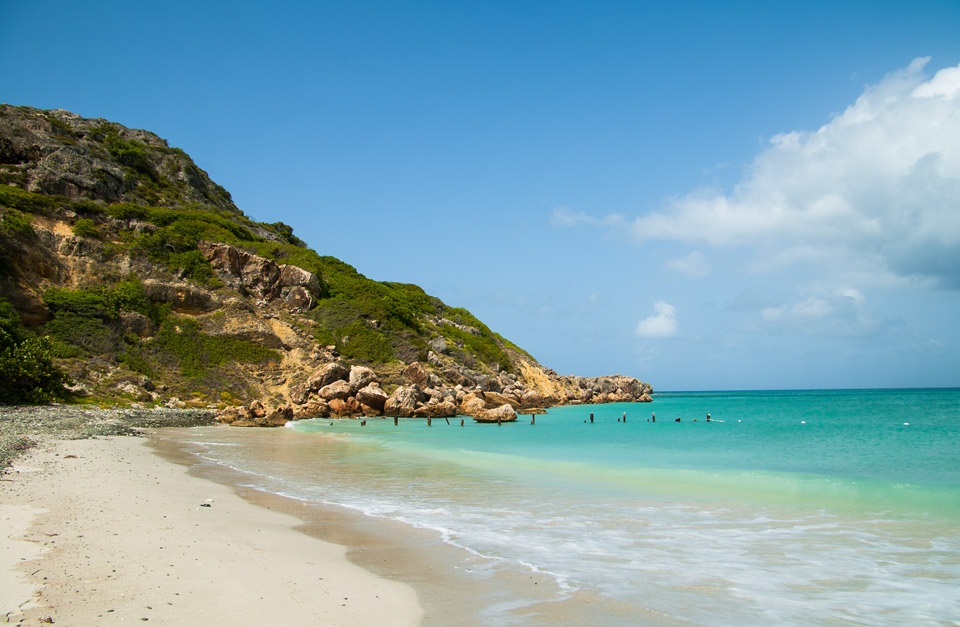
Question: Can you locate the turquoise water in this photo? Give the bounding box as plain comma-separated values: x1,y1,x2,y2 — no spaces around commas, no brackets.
181,389,960,625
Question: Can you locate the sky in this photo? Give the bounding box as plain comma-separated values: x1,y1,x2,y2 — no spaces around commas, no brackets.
2,1,959,391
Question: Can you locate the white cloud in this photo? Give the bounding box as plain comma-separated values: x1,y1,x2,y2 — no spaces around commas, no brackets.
628,58,960,289
636,301,678,338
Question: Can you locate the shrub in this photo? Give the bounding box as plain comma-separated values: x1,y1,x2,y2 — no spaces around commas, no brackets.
0,185,61,215
0,299,70,404
72,217,100,238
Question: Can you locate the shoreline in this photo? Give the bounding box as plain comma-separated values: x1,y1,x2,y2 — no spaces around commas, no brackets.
148,427,614,626
1,433,423,626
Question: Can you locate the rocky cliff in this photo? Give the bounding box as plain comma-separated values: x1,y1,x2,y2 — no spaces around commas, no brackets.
0,105,652,424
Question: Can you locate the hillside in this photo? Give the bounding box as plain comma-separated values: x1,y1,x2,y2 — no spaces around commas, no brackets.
0,105,651,423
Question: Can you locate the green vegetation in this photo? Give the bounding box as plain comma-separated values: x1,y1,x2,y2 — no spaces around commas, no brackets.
152,317,280,378
0,298,70,404
72,217,100,238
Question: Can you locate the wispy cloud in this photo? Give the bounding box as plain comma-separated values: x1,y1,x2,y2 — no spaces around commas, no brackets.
550,206,624,228
757,286,881,337
623,58,960,289
636,301,678,338
666,250,711,277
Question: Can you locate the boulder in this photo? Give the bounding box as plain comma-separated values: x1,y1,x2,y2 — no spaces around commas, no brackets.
328,397,360,416
280,264,322,295
474,404,517,423
349,365,377,392
402,361,429,386
520,389,543,409
459,392,487,416
384,385,424,417
307,362,349,391
318,379,352,401
264,405,293,427
198,241,321,309
356,383,388,411
293,398,330,419
413,398,458,418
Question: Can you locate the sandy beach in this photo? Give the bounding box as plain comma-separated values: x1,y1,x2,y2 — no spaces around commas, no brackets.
0,434,423,626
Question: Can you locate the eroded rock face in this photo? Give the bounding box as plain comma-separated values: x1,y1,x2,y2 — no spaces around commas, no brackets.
197,241,321,309
142,279,221,313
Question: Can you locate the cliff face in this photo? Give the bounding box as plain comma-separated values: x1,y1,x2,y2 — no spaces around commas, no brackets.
0,105,651,423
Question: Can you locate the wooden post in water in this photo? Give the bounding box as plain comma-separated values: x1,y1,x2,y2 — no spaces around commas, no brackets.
590,412,594,424
445,417,450,425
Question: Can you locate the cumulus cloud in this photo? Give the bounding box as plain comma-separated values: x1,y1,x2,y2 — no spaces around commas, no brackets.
636,301,678,338
629,58,960,289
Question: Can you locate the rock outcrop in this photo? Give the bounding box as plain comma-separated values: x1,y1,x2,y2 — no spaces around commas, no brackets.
198,241,321,310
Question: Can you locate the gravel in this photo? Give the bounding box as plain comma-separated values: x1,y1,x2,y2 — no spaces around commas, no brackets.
0,405,218,472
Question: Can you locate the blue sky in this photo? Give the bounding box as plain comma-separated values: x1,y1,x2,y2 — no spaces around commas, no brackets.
3,1,959,390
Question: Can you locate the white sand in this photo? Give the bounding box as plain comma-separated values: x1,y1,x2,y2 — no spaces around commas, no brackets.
0,436,423,626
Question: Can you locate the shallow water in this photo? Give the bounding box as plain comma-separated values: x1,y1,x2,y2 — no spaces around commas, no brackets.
179,389,960,625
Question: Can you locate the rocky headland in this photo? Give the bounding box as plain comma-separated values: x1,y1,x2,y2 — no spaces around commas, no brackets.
0,105,652,426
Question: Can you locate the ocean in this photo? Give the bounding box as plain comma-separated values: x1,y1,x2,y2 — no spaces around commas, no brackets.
170,388,960,625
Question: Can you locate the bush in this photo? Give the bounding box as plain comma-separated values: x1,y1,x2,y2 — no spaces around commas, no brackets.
0,299,70,404
72,217,100,238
